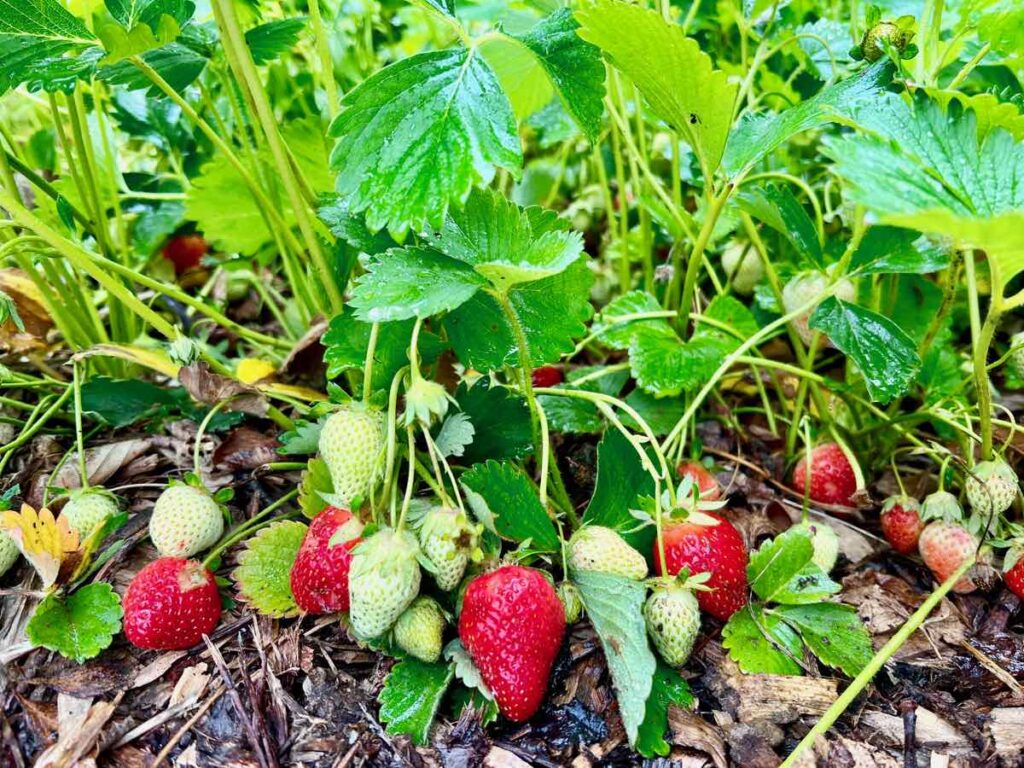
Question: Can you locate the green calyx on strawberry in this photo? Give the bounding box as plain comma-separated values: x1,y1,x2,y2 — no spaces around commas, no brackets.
965,459,1018,516
458,564,566,722
781,270,855,347
123,557,222,650
61,487,119,541
720,240,763,296
654,510,748,621
403,374,454,427
318,403,386,508
348,527,422,639
793,520,840,573
880,495,924,554
393,595,446,662
557,581,583,624
920,490,965,525
290,506,363,615
418,506,482,591
676,461,721,502
568,525,647,580
644,570,708,667
791,442,861,508
149,482,224,558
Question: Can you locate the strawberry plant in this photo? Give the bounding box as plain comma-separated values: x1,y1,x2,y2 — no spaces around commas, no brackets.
2,0,1024,763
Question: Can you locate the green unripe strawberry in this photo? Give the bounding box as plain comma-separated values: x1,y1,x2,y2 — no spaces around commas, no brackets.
721,241,763,296
319,405,386,507
782,271,855,347
568,526,648,580
61,489,118,540
393,596,445,662
149,485,224,558
558,581,583,624
418,507,481,591
859,21,909,62
0,531,18,576
644,581,701,667
965,460,1018,516
795,521,840,573
348,527,421,639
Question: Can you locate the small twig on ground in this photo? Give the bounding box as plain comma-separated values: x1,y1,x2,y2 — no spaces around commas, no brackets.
899,698,917,768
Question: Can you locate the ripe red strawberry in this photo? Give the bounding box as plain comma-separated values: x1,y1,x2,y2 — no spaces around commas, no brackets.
163,234,208,274
1005,549,1024,599
880,495,924,554
918,521,978,594
792,443,858,506
677,461,721,501
123,557,221,650
290,506,363,614
459,565,565,722
531,366,563,388
654,513,748,621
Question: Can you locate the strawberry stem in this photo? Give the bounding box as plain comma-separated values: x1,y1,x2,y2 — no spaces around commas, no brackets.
72,358,88,491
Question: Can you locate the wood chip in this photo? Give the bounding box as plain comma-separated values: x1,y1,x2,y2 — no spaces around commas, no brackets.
988,707,1024,759
667,707,728,768
860,708,971,753
483,747,533,768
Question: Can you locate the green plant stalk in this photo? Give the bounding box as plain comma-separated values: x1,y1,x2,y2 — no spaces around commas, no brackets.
492,289,573,515
0,388,72,474
308,0,340,117
72,359,88,489
202,489,300,568
2,151,91,232
974,309,999,460
946,42,990,90
48,94,99,241
677,187,731,331
211,0,343,315
66,91,112,259
779,554,975,768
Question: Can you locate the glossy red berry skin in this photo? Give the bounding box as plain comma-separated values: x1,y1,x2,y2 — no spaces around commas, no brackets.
677,461,721,501
655,513,748,621
123,557,221,650
531,366,563,388
459,565,566,722
290,506,361,614
792,443,857,506
1006,558,1024,599
163,234,208,274
880,498,924,555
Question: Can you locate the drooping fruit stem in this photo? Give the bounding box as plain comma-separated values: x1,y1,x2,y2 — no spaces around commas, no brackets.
72,358,89,490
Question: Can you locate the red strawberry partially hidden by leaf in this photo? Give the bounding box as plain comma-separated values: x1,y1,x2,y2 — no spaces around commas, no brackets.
677,461,721,501
163,234,208,274
459,565,565,722
654,512,748,621
290,506,363,614
880,495,923,554
123,557,221,650
792,443,858,506
531,366,563,388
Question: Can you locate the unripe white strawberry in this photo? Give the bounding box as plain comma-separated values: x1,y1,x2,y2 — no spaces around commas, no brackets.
782,270,855,346
965,460,1018,516
644,581,701,666
393,596,445,662
568,526,648,580
348,527,421,639
149,485,224,558
318,405,386,507
721,241,763,296
61,489,118,540
0,531,18,576
418,507,480,591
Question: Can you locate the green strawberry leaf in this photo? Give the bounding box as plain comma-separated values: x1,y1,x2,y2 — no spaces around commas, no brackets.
536,365,629,434
454,380,533,464
26,583,122,663
809,297,921,404
636,661,694,758
574,0,736,176
747,527,840,605
775,603,873,677
246,17,306,64
231,520,307,618
795,18,853,80
350,247,487,322
318,193,397,254
444,258,594,370
378,659,454,745
460,460,559,553
0,0,100,94
924,88,1024,143
96,14,180,65
434,412,475,458
98,41,207,93
299,458,334,520
723,60,893,176
849,226,950,275
721,603,804,676
278,418,324,456
583,428,655,552
574,570,656,747
622,389,685,437
592,290,665,350
737,183,822,269
328,47,522,237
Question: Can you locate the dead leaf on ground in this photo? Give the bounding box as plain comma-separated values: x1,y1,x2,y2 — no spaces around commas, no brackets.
213,427,279,471
178,362,267,416
49,438,154,491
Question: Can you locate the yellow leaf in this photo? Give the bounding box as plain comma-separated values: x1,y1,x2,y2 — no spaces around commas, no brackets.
0,505,79,588
236,358,276,384
77,344,181,378
257,382,327,402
